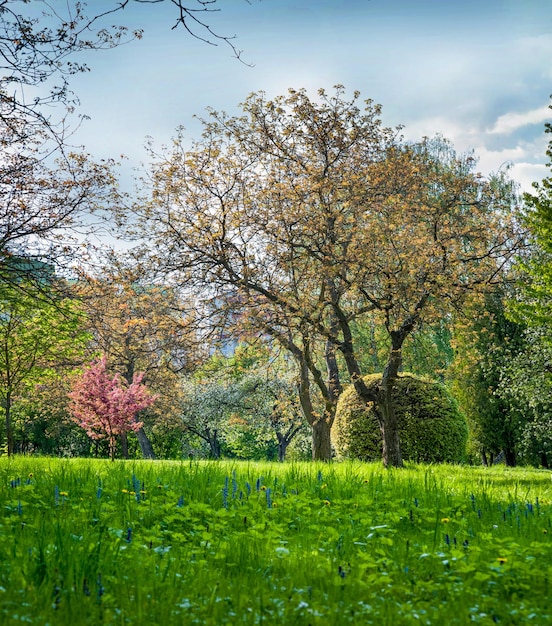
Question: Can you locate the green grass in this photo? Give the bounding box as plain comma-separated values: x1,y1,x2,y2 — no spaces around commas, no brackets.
1,458,551,625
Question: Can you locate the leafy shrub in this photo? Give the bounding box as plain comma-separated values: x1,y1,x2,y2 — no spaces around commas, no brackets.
333,373,468,463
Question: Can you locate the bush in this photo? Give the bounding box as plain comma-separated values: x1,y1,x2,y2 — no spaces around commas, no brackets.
333,373,468,463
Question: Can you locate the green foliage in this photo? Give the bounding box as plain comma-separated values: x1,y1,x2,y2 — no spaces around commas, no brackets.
513,98,552,327
497,327,552,466
450,290,527,465
333,373,468,463
0,458,551,624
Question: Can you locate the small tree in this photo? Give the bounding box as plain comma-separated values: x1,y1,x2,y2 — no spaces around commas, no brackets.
68,356,156,460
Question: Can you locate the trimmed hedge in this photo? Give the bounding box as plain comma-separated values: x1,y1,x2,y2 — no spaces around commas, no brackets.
333,373,468,463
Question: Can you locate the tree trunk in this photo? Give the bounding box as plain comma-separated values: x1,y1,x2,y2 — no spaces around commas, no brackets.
481,449,489,466
377,394,403,468
504,447,516,467
120,432,129,459
135,427,156,459
5,391,13,456
276,433,289,462
312,418,332,461
208,430,221,459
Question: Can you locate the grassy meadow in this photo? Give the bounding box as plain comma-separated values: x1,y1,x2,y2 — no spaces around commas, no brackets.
0,458,551,625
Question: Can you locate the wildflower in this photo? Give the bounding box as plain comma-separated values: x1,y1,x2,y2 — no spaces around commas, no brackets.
543,529,548,534
323,499,331,506
260,485,267,491
126,528,132,543
497,557,507,565
28,473,33,478
245,482,252,496
441,518,450,523
266,487,273,509
176,496,184,508
59,492,69,497
222,477,229,509
96,487,103,499
121,489,129,494
321,483,327,490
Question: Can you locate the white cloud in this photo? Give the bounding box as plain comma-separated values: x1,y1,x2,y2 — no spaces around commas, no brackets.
488,106,551,135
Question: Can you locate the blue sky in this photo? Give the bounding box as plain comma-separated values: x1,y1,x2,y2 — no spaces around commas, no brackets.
67,0,551,192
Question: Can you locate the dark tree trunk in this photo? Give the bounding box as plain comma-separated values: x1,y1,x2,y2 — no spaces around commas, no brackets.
481,449,489,466
120,432,129,459
312,418,332,461
276,433,289,463
5,391,13,456
377,389,403,468
504,448,516,467
208,430,221,459
136,427,156,459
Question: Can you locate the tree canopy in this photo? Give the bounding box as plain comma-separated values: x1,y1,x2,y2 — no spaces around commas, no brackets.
128,86,522,465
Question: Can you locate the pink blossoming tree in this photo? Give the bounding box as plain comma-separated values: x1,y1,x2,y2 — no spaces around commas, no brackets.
68,356,156,460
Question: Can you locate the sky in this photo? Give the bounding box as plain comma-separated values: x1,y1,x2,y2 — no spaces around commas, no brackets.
64,0,552,194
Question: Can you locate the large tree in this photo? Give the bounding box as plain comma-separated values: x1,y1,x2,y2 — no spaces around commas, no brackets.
75,254,200,458
0,0,256,283
0,279,89,455
514,98,552,326
450,289,526,466
131,87,522,466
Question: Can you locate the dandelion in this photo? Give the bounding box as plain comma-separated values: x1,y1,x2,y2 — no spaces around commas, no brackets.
260,485,267,491
121,489,129,494
441,518,450,523
497,557,507,565
28,473,33,478
59,491,68,497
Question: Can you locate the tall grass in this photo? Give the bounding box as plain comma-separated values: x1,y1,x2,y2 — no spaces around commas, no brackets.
0,458,551,624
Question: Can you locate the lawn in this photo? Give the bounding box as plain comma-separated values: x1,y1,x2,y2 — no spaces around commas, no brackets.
0,458,551,625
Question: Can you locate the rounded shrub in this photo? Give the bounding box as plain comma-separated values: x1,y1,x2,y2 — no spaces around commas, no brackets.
333,373,468,463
